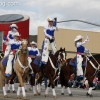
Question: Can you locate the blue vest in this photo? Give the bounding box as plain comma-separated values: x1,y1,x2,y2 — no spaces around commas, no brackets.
46,29,55,36
11,44,20,50
77,45,85,53
29,50,38,56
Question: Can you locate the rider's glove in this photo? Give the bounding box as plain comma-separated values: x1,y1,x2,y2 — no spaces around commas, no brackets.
49,37,55,43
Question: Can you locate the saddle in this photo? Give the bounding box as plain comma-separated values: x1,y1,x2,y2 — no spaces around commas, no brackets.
2,52,19,67
2,56,14,66
69,56,87,67
33,56,41,67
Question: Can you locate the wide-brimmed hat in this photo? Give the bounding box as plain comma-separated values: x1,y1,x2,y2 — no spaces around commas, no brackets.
10,24,18,28
30,41,37,45
74,35,83,42
13,32,20,37
47,18,54,22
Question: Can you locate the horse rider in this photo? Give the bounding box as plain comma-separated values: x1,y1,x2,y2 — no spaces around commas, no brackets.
3,32,21,77
41,18,58,66
4,24,18,57
74,35,89,78
28,41,40,75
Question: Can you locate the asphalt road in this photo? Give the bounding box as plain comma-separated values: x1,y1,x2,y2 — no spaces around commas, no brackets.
0,83,100,100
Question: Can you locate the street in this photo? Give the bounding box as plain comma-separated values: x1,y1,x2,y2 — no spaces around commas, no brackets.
0,84,99,100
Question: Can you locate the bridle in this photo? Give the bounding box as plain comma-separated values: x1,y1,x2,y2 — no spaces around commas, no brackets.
57,51,66,66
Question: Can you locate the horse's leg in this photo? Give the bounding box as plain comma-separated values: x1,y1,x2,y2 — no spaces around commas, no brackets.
1,70,7,97
31,75,37,96
45,82,51,97
29,75,36,95
21,70,30,99
36,75,43,95
48,74,56,98
60,68,65,95
5,81,9,93
64,73,72,96
9,72,16,93
61,85,65,95
86,76,94,97
16,72,26,99
7,83,10,93
17,83,21,99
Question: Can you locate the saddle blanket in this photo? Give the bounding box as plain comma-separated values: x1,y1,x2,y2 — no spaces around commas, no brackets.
33,56,41,67
2,56,14,66
69,58,87,67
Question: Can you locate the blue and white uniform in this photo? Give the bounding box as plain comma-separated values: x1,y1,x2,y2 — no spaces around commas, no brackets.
41,25,58,64
28,44,40,74
4,27,18,57
3,34,21,77
28,47,40,57
75,35,89,76
7,28,18,40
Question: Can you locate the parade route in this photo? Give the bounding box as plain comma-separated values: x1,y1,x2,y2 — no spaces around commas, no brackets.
0,84,99,100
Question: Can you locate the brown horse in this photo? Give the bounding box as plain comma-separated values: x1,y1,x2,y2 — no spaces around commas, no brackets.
14,39,30,99
0,50,18,97
36,48,66,98
60,54,100,97
0,51,17,93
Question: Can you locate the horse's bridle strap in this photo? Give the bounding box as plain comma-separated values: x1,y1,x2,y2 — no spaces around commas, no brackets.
17,56,29,73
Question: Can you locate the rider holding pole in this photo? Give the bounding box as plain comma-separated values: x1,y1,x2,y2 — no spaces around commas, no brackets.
74,35,89,78
41,18,58,66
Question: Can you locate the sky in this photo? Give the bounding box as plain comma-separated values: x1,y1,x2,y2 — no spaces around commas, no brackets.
0,0,100,35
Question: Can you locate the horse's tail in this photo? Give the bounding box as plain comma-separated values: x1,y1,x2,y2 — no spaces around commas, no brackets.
60,68,65,87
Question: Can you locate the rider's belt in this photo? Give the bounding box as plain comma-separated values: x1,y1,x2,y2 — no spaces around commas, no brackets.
45,36,50,39
77,52,84,55
29,55,36,58
45,36,54,39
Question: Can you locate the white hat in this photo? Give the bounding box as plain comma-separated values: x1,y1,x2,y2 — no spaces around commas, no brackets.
74,35,83,42
30,41,37,45
47,18,54,22
10,24,18,28
13,32,20,37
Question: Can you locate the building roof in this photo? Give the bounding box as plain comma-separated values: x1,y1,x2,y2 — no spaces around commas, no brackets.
0,14,24,23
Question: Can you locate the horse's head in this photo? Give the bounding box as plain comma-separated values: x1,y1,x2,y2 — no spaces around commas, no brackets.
55,47,67,66
20,39,28,54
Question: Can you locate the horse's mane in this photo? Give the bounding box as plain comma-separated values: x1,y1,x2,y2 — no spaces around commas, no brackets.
89,54,100,60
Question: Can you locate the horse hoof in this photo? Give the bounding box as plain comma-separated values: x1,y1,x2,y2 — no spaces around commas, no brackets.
69,93,73,96
34,94,37,96
89,94,93,97
37,92,41,95
25,89,28,92
29,88,32,91
61,93,64,95
45,94,48,97
13,90,16,93
23,96,26,100
17,96,21,99
53,95,57,98
86,93,93,97
4,95,8,98
7,90,10,93
86,92,89,96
